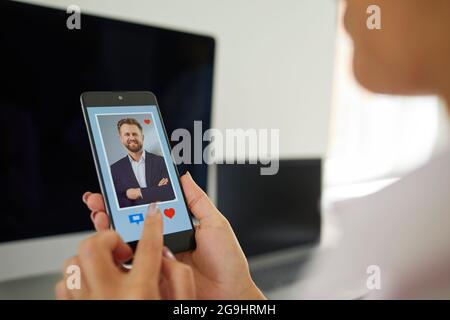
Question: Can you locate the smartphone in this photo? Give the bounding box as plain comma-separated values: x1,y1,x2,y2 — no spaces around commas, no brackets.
81,91,195,254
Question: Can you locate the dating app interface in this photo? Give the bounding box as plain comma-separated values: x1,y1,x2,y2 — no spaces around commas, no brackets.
86,105,193,243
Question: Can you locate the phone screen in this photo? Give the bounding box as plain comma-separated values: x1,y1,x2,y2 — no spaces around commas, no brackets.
85,105,194,244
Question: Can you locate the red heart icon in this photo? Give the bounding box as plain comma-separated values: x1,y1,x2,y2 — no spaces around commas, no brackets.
164,208,175,219
144,119,151,125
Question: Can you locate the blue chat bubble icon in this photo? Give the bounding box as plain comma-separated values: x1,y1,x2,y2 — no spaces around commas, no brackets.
128,213,144,225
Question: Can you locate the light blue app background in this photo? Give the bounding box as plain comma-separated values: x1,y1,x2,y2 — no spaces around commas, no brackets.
87,105,192,243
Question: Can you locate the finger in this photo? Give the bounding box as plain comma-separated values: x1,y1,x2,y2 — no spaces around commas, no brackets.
180,172,225,224
90,211,110,231
163,178,169,185
161,247,195,300
88,213,128,267
55,280,72,300
132,203,164,281
113,241,133,264
84,192,106,212
82,192,92,205
63,255,78,274
159,274,171,300
126,189,133,200
77,230,125,289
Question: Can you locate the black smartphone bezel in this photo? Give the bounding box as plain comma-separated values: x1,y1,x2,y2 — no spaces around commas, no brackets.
80,91,196,254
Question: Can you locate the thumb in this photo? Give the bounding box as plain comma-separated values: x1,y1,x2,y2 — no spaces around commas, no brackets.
161,247,195,300
180,172,225,224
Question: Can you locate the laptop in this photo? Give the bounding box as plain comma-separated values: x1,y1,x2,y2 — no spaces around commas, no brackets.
216,159,322,293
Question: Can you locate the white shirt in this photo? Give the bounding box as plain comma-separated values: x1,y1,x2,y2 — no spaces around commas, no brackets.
128,151,147,188
290,147,450,299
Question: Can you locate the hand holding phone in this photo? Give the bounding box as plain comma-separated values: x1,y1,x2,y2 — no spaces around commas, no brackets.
81,91,196,253
83,171,267,300
56,203,196,300
81,91,265,300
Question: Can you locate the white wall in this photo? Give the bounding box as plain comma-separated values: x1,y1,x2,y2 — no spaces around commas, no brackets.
18,0,337,158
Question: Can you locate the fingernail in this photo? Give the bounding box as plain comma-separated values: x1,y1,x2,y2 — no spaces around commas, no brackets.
186,171,192,178
163,246,176,260
82,192,91,204
90,211,98,223
147,203,158,216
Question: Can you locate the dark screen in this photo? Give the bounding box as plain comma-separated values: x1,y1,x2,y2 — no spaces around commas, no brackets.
217,160,321,257
0,1,214,242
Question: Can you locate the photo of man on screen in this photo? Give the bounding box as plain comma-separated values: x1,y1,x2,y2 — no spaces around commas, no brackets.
110,118,175,208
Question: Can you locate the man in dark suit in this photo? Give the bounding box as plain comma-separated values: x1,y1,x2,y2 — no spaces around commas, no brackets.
110,118,175,208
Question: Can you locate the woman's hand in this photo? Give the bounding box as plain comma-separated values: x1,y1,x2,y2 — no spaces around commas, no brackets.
83,172,265,300
55,204,195,300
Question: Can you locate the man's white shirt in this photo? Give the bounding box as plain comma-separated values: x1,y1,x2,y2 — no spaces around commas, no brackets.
128,152,147,188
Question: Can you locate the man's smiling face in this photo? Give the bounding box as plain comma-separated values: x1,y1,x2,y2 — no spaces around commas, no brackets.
119,123,144,153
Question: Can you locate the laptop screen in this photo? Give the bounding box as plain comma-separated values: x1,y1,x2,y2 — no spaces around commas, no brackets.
217,159,321,257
